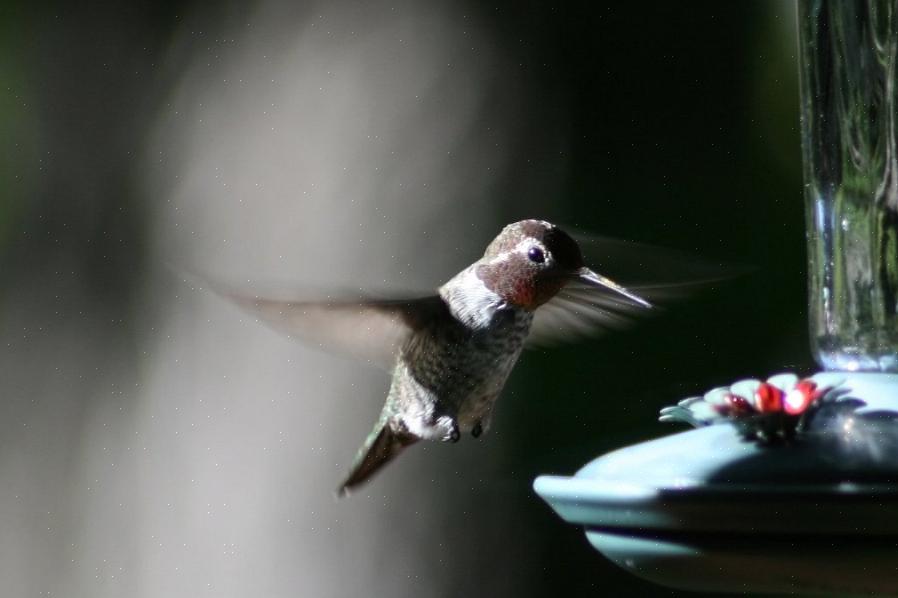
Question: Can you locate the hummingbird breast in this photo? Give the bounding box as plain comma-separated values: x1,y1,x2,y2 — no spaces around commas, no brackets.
389,295,533,439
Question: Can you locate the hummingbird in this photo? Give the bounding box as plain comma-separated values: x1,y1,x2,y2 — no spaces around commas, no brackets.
220,219,654,495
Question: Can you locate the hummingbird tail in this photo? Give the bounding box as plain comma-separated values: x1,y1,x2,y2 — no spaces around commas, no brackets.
337,424,418,497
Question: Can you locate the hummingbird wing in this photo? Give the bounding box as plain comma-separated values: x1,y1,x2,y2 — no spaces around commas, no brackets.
214,286,446,369
569,230,740,289
526,232,739,348
526,282,654,347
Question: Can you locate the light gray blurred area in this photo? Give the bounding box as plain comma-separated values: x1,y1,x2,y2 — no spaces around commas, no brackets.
2,1,569,596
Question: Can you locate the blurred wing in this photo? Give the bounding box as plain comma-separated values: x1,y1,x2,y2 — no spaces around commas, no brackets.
220,288,445,369
527,282,650,348
527,230,743,348
570,230,743,287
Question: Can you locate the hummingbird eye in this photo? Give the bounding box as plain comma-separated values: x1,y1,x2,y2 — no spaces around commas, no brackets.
527,246,545,264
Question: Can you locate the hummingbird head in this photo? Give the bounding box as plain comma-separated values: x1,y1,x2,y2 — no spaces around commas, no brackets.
475,219,650,310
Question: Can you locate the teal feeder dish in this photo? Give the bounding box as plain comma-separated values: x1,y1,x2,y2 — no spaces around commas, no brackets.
535,373,898,595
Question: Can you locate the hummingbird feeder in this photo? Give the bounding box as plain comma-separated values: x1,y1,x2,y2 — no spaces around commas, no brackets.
534,2,898,594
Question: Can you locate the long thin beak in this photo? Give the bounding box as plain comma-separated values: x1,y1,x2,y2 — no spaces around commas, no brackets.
578,267,652,308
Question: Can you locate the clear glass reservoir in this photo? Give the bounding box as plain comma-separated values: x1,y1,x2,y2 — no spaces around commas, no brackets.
800,1,898,371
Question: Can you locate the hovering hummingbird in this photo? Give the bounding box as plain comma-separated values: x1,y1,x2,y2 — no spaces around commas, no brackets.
221,219,656,495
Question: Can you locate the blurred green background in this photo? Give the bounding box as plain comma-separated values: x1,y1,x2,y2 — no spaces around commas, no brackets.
0,1,808,596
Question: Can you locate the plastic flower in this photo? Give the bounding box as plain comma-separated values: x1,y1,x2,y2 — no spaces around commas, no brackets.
660,373,850,443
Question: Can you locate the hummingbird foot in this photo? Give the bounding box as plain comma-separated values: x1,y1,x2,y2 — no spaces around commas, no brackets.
427,414,461,443
409,414,461,443
448,425,460,443
438,416,460,443
471,422,483,438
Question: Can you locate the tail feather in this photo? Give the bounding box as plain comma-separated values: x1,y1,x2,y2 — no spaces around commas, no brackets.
337,424,417,496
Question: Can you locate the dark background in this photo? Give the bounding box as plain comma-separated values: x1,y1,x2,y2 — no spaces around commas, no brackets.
0,1,810,596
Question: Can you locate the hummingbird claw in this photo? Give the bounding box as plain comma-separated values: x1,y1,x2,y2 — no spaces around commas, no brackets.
471,422,483,438
432,415,461,443
445,421,461,443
